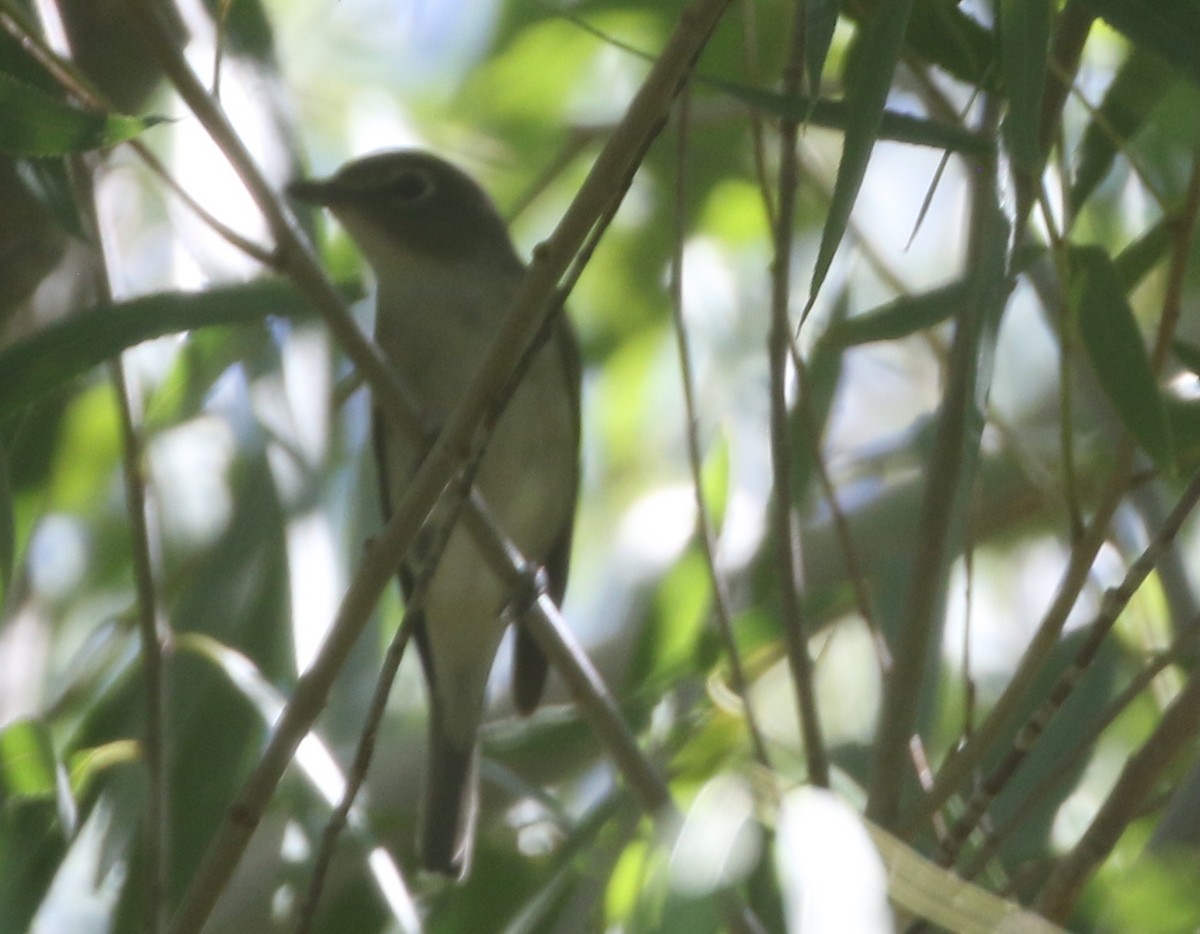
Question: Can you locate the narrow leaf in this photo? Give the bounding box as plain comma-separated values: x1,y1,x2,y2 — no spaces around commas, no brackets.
1078,0,1200,88
826,280,970,346
0,69,163,156
1165,397,1200,470
999,0,1051,172
809,0,916,308
0,279,330,418
1069,245,1172,467
1070,47,1177,213
847,1,998,90
710,78,991,154
1113,218,1172,287
0,719,58,802
806,0,842,93
1172,340,1200,376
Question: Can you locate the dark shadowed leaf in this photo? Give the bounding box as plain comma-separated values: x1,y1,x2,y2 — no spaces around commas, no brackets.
1070,47,1177,213
806,0,842,94
1077,0,1200,87
826,279,970,347
0,280,331,419
999,0,1051,172
1069,245,1172,467
709,79,992,154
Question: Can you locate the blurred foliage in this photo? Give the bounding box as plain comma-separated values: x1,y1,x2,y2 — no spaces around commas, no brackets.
0,0,1199,932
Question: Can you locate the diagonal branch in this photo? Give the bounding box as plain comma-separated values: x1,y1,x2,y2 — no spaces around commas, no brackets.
148,1,738,931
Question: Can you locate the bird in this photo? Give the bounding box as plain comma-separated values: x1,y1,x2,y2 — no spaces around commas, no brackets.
288,150,581,878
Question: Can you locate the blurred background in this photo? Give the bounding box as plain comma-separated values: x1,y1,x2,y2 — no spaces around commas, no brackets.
1,0,1199,931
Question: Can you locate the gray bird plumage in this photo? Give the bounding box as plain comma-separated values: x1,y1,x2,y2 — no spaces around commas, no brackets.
289,150,580,877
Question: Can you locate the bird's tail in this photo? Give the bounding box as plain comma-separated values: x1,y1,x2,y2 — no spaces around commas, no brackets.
419,710,479,879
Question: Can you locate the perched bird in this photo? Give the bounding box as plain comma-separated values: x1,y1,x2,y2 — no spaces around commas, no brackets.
288,150,580,878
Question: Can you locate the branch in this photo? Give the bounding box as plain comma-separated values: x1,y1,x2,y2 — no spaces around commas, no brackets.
157,1,737,930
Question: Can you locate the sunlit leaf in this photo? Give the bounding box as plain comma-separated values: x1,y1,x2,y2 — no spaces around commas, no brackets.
628,550,715,695
0,69,164,156
868,823,1066,932
699,429,730,534
0,719,58,802
67,740,139,800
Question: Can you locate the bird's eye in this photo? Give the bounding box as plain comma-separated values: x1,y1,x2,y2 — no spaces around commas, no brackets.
390,170,433,202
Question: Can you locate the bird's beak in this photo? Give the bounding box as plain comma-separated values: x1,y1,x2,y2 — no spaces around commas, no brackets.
285,176,344,207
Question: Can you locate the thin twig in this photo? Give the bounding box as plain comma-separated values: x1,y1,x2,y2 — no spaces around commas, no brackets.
767,0,829,788
667,89,772,768
918,145,1200,831
110,358,169,934
1151,147,1200,372
154,1,736,930
0,7,275,265
295,458,479,932
960,621,1200,880
938,466,1200,865
1035,180,1085,540
737,0,776,231
907,446,1133,832
35,1,171,920
791,352,888,667
866,98,1008,828
1035,668,1200,921
297,155,638,916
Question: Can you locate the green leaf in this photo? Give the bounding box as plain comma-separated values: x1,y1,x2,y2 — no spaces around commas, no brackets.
806,0,842,93
0,795,63,934
809,0,916,307
826,279,970,346
1174,340,1200,376
0,719,58,804
1113,218,1172,287
699,428,730,533
1165,396,1200,469
867,822,1066,932
0,69,164,156
999,0,1051,172
843,0,998,90
1077,0,1200,88
1068,245,1172,467
905,0,998,90
708,79,992,154
1070,47,1177,213
15,157,88,240
628,550,714,695
0,279,329,419
202,0,277,62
